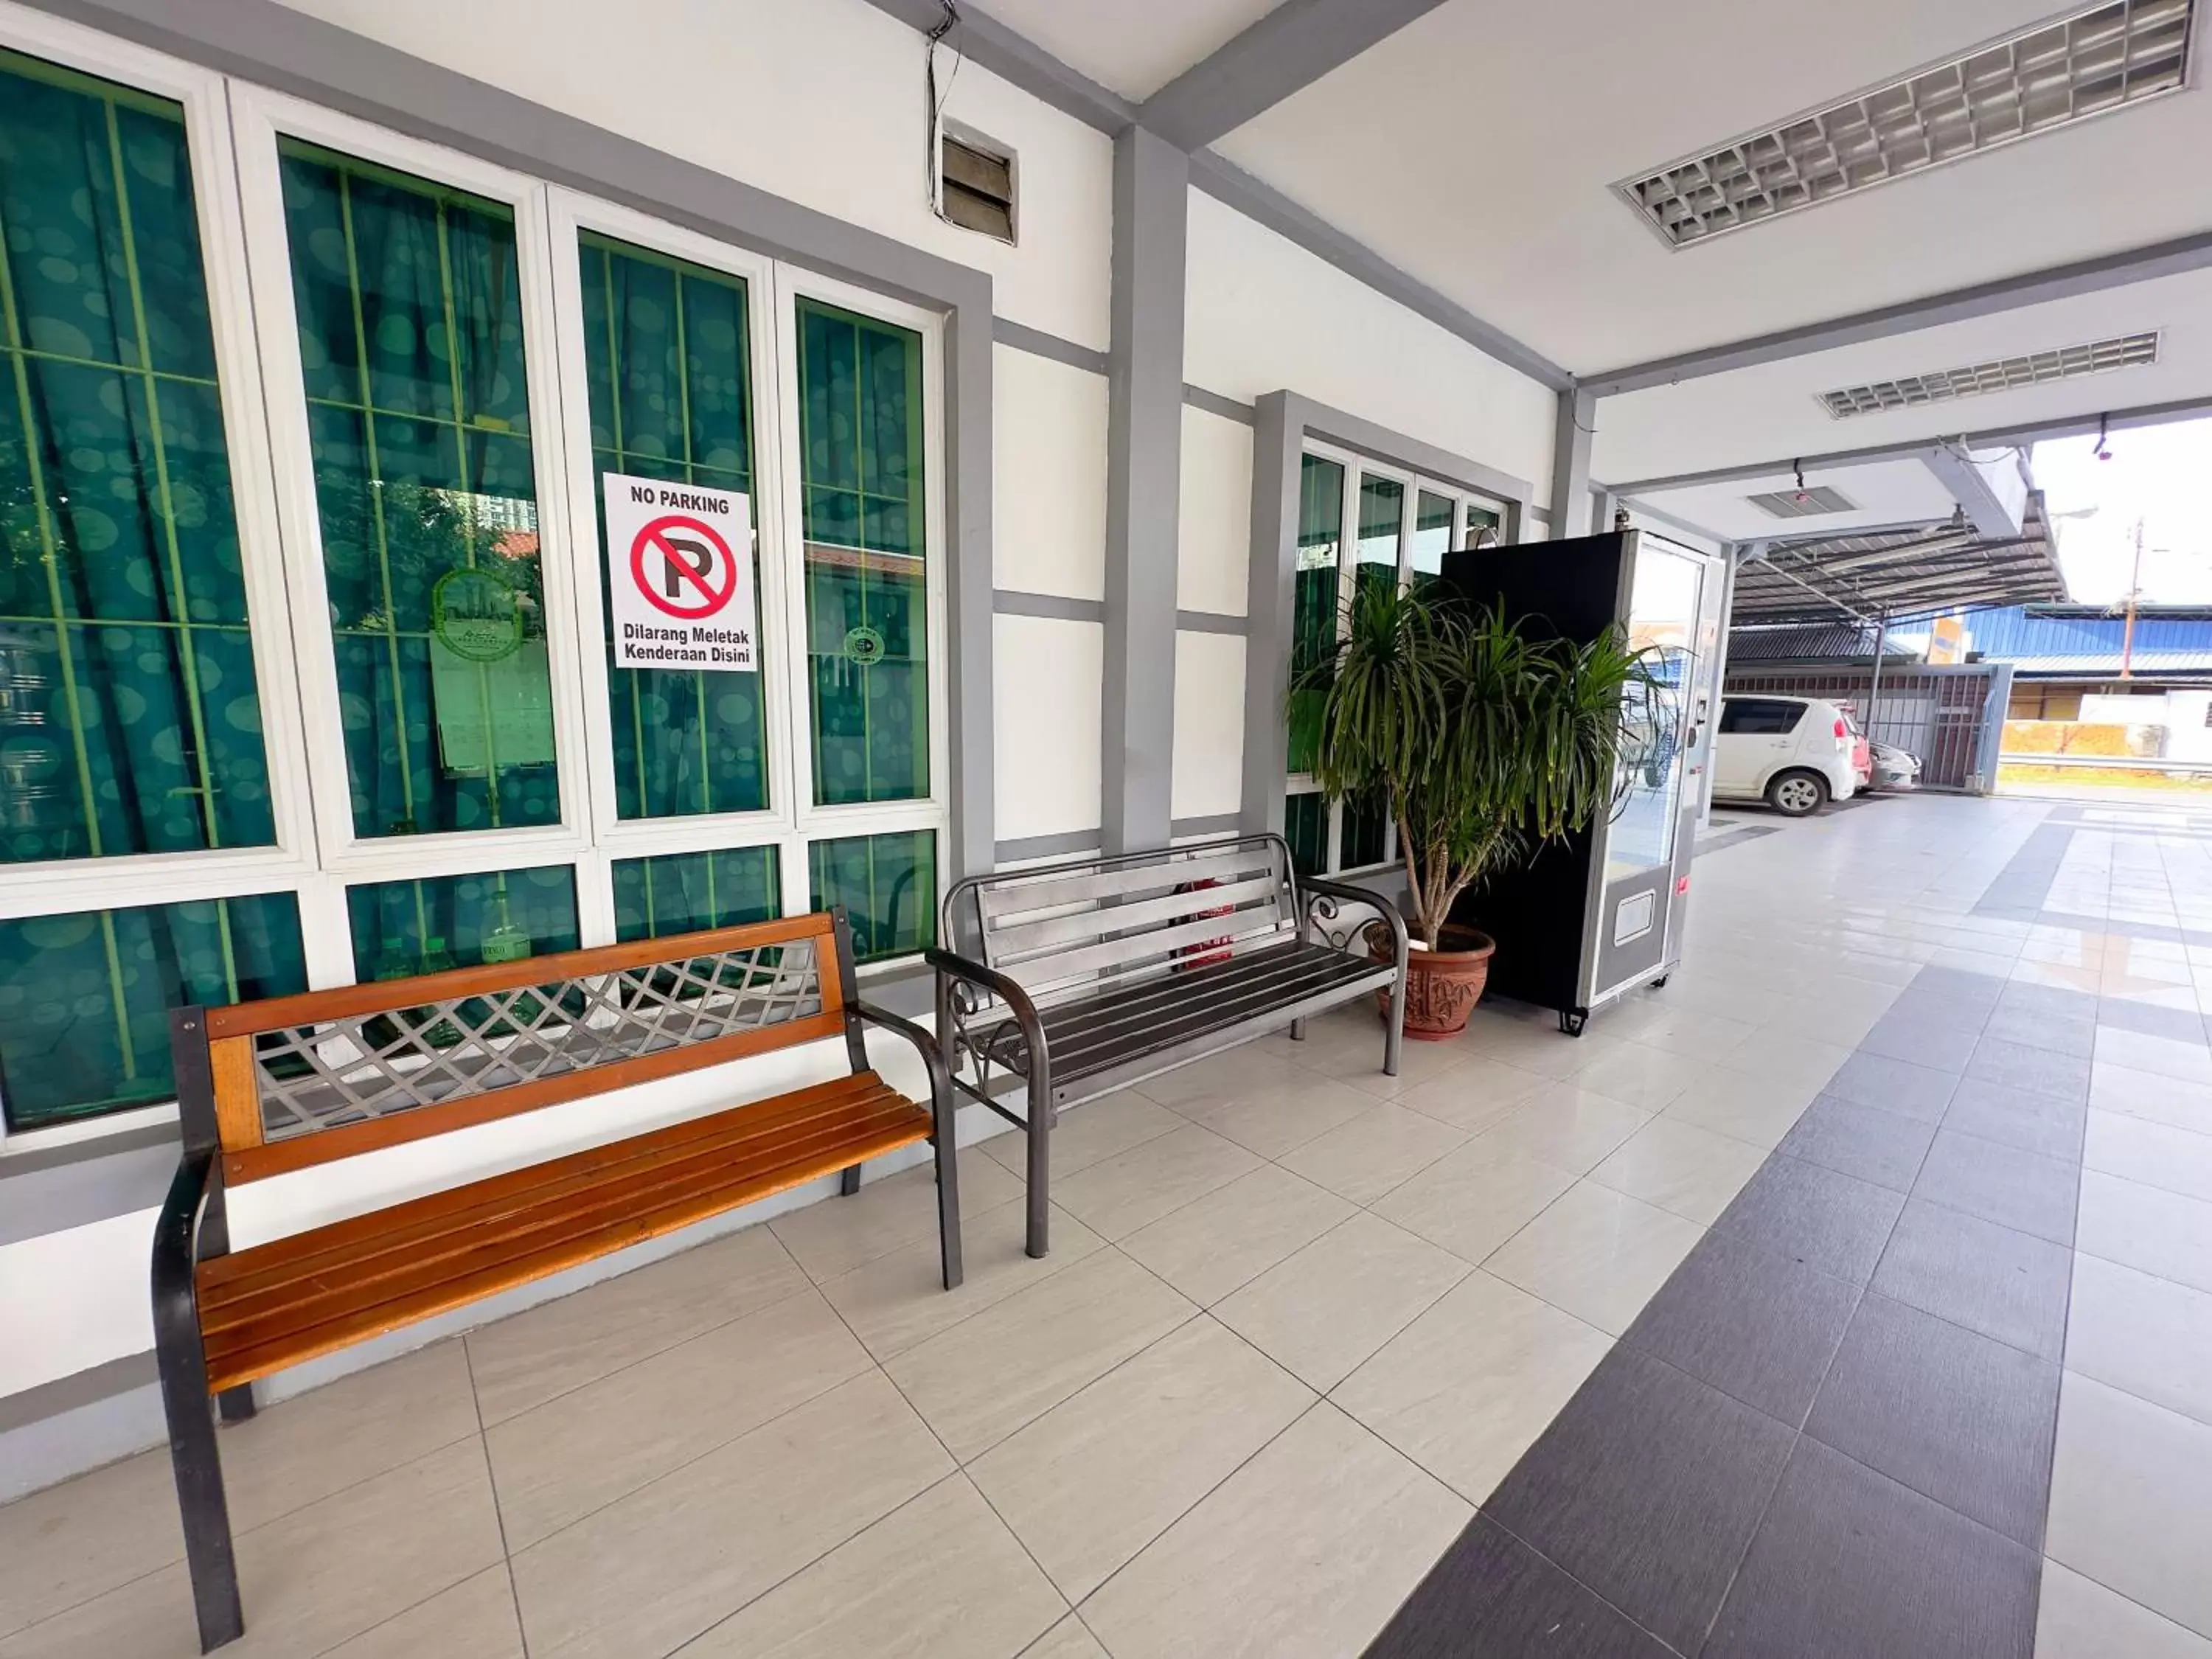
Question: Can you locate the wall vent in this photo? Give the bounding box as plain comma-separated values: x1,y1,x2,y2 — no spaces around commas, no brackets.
939,129,1016,243
1746,486,1859,518
1616,0,2194,248
1819,331,2160,418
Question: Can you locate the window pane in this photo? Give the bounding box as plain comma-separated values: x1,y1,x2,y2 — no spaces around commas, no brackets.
1354,474,1403,602
0,49,276,865
613,844,780,941
1287,454,1343,776
1341,790,1388,870
279,140,557,840
1411,490,1455,580
809,829,933,963
580,232,768,821
0,893,305,1130
1464,502,1502,549
347,863,579,981
1284,791,1326,878
796,297,928,807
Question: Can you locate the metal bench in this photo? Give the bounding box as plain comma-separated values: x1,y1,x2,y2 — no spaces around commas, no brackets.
928,833,1407,1257
152,910,956,1652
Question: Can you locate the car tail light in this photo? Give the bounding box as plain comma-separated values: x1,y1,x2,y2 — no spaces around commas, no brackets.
1833,717,1848,739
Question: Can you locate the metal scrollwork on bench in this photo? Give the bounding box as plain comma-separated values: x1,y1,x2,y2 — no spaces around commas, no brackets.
1304,886,1391,956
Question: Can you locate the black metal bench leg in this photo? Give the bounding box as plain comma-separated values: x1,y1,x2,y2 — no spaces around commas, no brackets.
933,1125,963,1290
156,1329,242,1652
1384,978,1406,1079
1024,1066,1053,1259
838,1164,863,1197
216,1385,256,1423
1288,1016,1307,1041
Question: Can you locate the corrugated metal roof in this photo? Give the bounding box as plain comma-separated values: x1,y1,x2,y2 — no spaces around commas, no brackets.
2008,652,2212,674
1731,492,2065,625
1962,605,2212,658
1727,622,1925,663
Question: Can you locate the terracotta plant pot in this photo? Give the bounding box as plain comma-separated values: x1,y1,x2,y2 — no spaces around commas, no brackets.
1369,922,1496,1040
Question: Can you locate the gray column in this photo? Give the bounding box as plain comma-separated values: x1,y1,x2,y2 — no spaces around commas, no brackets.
1549,386,1595,540
1102,126,1189,856
1240,392,1301,835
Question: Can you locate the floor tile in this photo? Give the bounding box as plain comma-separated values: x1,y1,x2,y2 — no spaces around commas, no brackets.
2099,1000,2212,1044
1020,1617,1110,1659
509,1371,951,1659
1944,1077,2089,1164
1824,1051,1959,1122
1713,1153,1905,1284
1276,1104,1468,1205
1367,1513,1675,1659
1334,1270,1612,1506
1116,1164,1354,1307
2,1440,505,1659
1467,1085,1652,1174
1371,1144,1578,1265
1662,1062,1823,1148
1077,1402,1470,1659
1386,1053,1550,1133
1704,1436,2039,1659
1559,1040,1708,1111
1871,1199,2073,1360
2095,1025,2212,1084
983,1091,1182,1178
1805,1292,2061,1547
1483,1344,1796,1655
1297,1012,1474,1099
678,1474,1066,1659
771,1147,1022,1282
1459,1017,1610,1079
485,1287,870,1549
0,1450,183,1639
2089,1061,2212,1136
1481,1180,1704,1337
1171,1070,1377,1161
1614,1006,1759,1063
2035,1559,2212,1659
2063,1253,2212,1429
1213,1212,1469,1391
884,1250,1194,1461
1587,1114,1768,1224
2083,1109,2212,1204
320,1566,524,1659
1967,1037,2096,1104
1130,1044,1312,1115
1048,1123,1260,1241
1621,1228,1860,1427
2075,1169,2212,1295
2045,1371,2212,1641
466,1225,807,1425
1983,1002,2097,1060
969,1318,1312,1601
1777,1094,1938,1192
1912,1127,2081,1245
820,1200,1107,1360
1858,1015,1981,1074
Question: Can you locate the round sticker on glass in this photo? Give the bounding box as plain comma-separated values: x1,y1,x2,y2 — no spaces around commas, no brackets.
844,625,886,667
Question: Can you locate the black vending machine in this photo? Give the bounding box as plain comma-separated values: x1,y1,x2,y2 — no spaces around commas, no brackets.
1440,529,1727,1034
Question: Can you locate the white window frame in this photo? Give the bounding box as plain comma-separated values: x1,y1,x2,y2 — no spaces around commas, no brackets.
1287,440,1509,879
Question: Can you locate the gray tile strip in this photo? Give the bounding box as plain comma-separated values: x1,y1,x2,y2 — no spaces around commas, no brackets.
1182,383,1256,425
993,589,1107,623
990,316,1109,376
1175,609,1248,635
993,830,1103,865
1374,818,2116,1654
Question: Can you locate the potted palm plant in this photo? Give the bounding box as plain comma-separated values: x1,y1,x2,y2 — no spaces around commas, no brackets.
1294,579,1655,1038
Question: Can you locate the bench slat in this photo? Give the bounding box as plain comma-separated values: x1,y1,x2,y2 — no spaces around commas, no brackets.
1007,908,1295,998
987,874,1286,964
976,846,1271,927
195,1082,931,1392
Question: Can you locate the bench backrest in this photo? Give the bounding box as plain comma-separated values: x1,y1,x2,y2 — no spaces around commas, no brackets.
942,835,1301,1008
173,911,860,1186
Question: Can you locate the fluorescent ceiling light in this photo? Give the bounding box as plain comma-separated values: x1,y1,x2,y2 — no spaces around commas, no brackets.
1618,0,2195,248
1819,330,2160,417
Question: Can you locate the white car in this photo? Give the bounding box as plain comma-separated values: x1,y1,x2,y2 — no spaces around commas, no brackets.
1713,695,1862,817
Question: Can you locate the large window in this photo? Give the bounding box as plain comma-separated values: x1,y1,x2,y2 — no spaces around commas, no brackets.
1284,443,1509,878
0,24,950,1142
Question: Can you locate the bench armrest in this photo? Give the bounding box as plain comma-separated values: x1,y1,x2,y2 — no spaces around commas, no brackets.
852,1000,954,1126
150,1152,213,1343
1298,876,1410,975
925,948,1052,1097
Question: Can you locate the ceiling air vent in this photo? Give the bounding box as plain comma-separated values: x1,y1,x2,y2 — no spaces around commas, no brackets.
1819,331,2160,418
1615,0,2195,248
1747,486,1859,519
939,129,1016,243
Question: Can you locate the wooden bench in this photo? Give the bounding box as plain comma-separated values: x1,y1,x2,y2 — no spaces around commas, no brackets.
928,833,1406,1257
151,910,956,1652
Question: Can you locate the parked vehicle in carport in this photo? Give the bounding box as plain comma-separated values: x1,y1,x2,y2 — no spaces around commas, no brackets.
1868,738,1921,790
1713,694,1861,817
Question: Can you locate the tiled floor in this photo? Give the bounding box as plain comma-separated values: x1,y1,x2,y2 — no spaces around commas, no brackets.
5,794,2212,1657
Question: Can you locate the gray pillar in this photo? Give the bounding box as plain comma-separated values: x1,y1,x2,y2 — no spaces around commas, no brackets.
1241,392,1301,836
1548,386,1595,540
1101,127,1189,856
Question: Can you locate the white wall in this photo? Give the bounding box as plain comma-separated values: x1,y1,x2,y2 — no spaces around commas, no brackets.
1183,187,1558,504
995,346,1109,597
995,613,1105,839
1178,405,1252,616
1172,631,1247,821
272,0,1115,349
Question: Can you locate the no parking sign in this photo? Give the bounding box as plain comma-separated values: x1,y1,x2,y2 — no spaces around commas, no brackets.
604,472,757,671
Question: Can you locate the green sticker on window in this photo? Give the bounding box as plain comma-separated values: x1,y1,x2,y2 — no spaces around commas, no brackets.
431,567,526,663
844,625,886,667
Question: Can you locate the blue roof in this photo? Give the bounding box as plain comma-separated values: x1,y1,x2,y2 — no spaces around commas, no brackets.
1963,606,2212,669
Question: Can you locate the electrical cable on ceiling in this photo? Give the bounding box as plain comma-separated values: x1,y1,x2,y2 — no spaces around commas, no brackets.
925,1,964,212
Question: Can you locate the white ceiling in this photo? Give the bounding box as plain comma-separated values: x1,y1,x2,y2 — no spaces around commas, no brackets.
1635,459,1965,543
1593,265,2212,486
980,0,1286,101
1209,0,2212,372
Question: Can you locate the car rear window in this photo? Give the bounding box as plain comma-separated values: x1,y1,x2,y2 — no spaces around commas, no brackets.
1719,698,1804,735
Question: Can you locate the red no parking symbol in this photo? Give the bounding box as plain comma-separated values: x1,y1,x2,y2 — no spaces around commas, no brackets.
629,515,739,621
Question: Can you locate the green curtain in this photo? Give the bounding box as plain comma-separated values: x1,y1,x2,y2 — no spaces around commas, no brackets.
796,298,928,807
0,48,275,867
580,232,767,820
613,845,779,941
810,830,933,963
347,863,579,982
1287,454,1343,776
279,139,557,840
